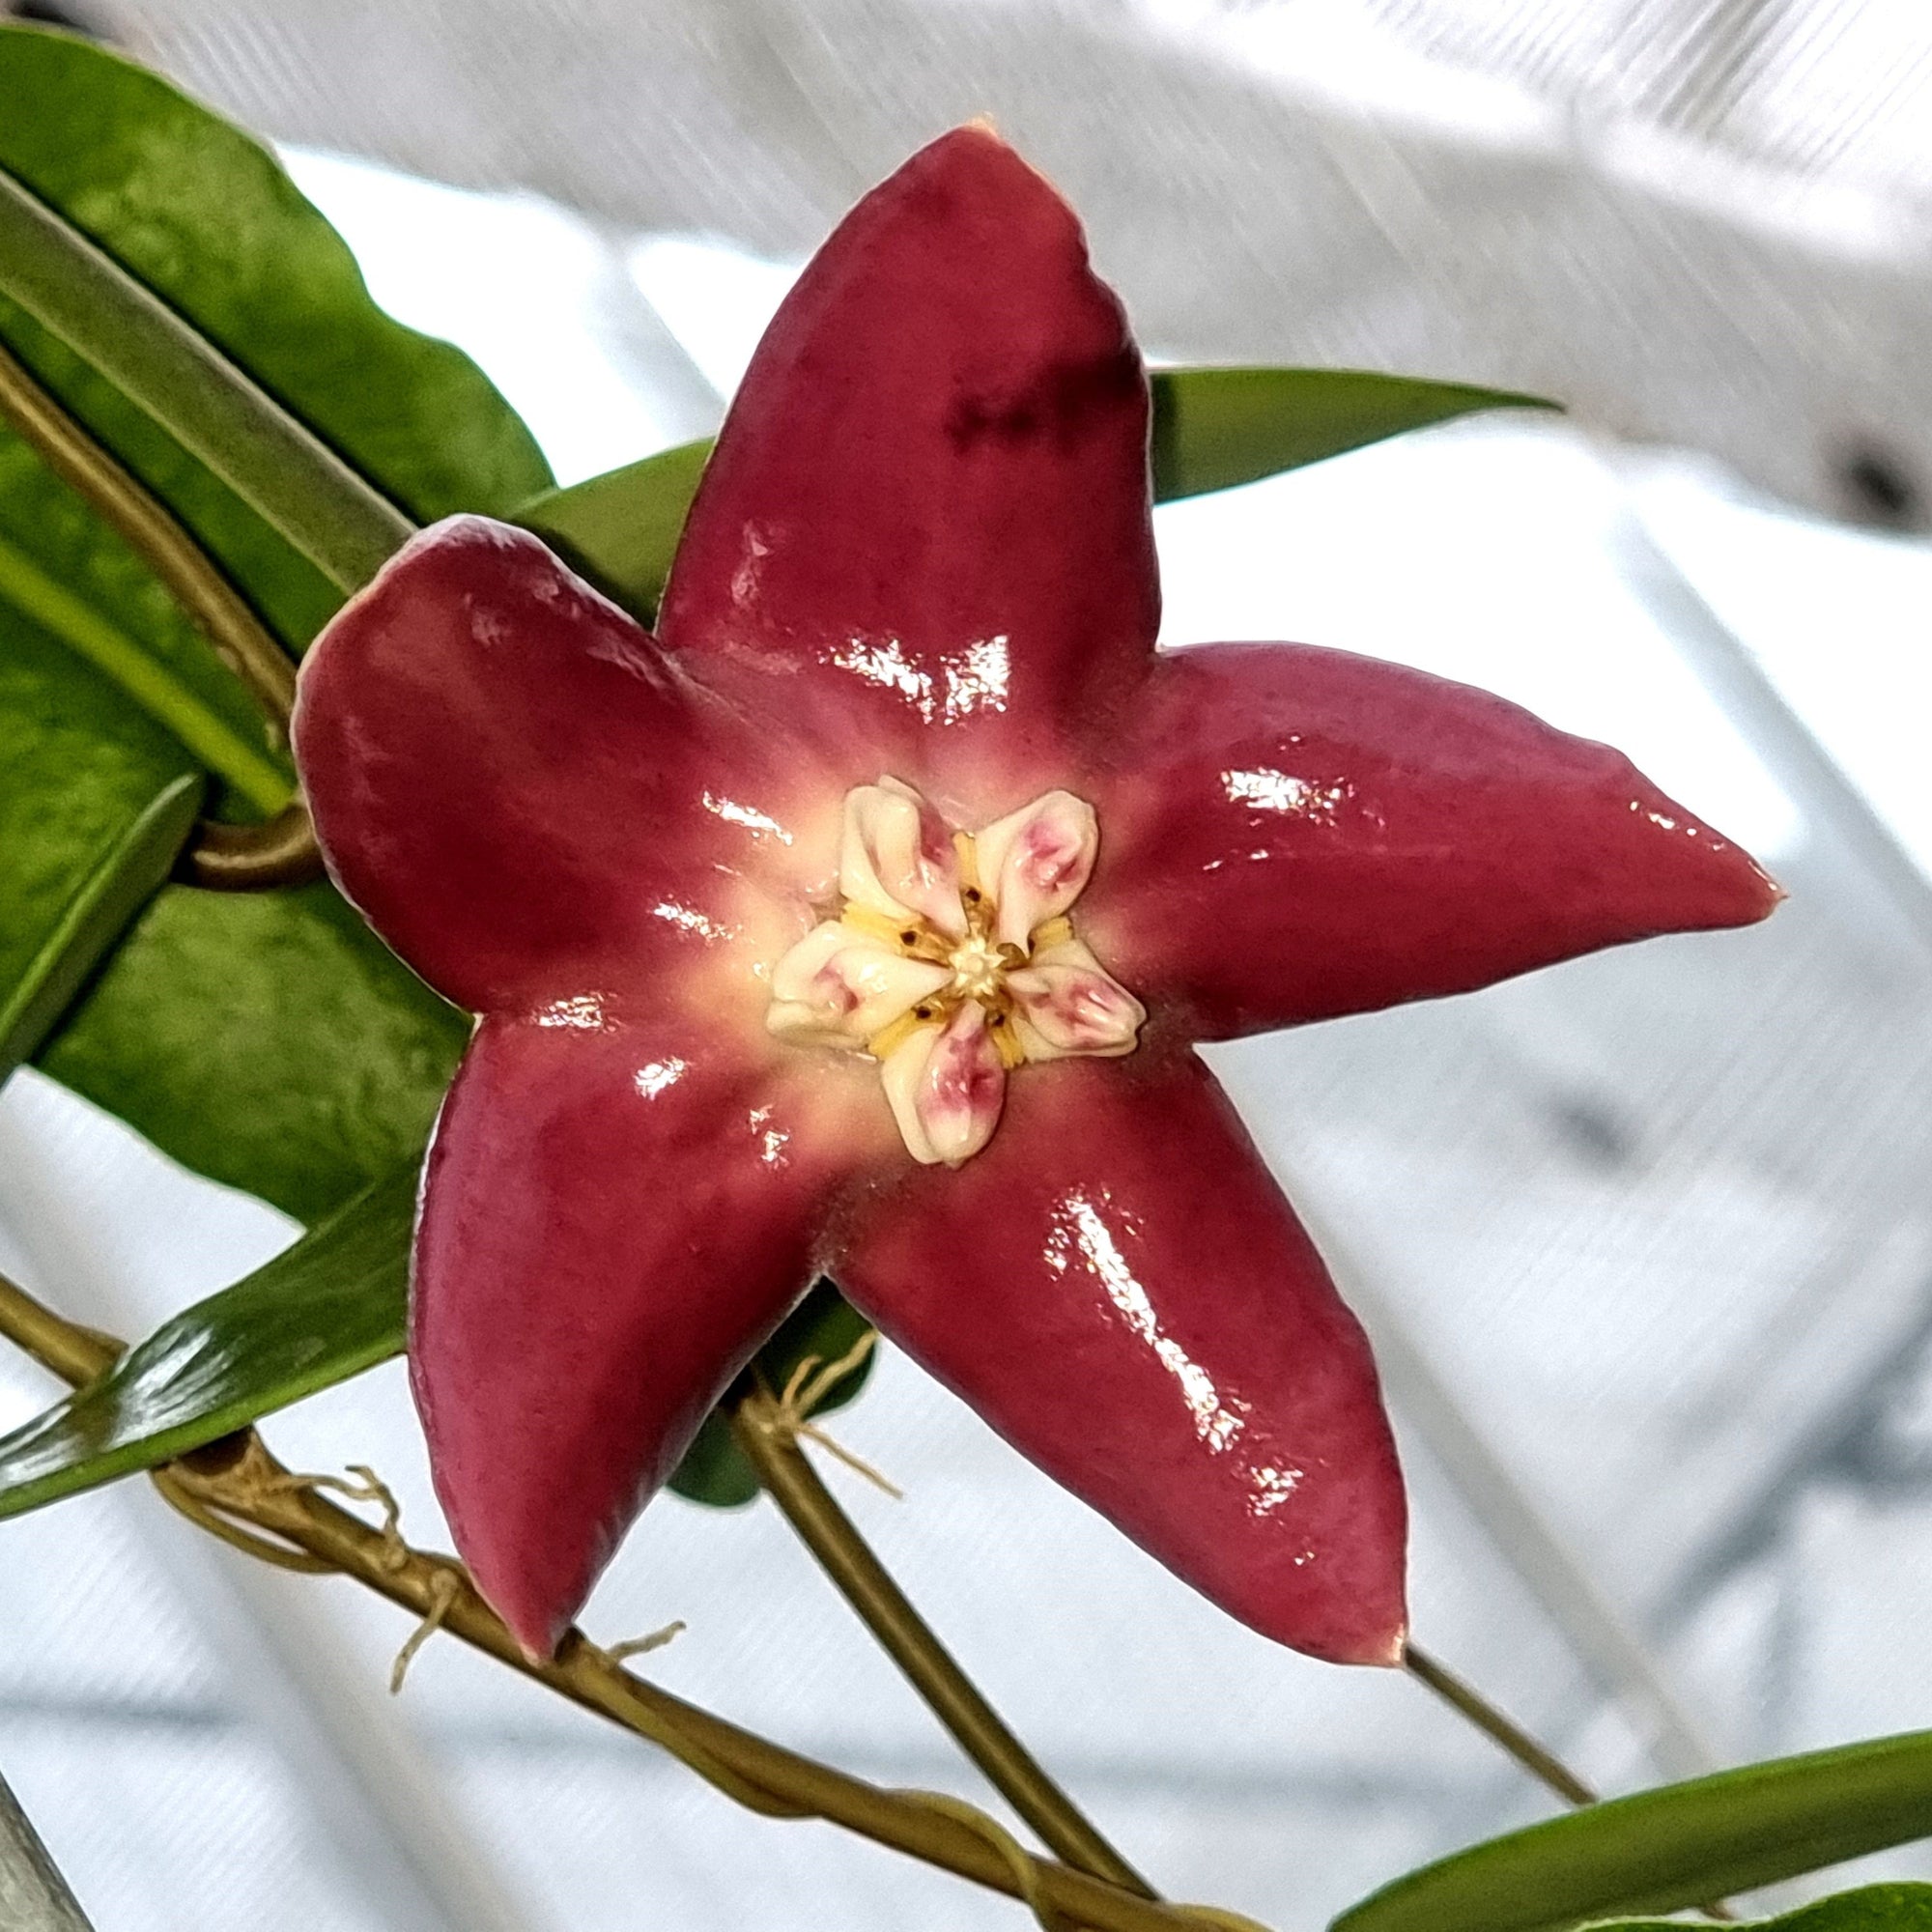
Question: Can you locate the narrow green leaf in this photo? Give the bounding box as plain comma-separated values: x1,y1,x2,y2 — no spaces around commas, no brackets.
0,531,288,809
1149,367,1558,502
515,439,709,622
0,770,200,1078
512,371,1557,621
1595,1884,1932,1931
0,1166,414,1520
1333,1732,1932,1932
669,1282,877,1507
0,161,413,594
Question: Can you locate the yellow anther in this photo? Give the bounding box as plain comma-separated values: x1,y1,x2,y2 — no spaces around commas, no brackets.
839,904,914,948
1029,915,1074,952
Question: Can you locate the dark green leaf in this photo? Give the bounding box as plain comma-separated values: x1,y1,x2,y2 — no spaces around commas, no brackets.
1593,1884,1932,1931
0,769,200,1077
0,25,537,1220
0,1165,414,1520
1332,1732,1932,1932
0,23,551,647
669,1282,877,1507
1148,367,1558,502
512,370,1556,621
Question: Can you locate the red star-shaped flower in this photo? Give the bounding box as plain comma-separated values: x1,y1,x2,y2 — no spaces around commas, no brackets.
292,127,1777,1667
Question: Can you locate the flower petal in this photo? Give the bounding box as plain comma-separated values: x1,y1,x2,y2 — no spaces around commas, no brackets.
1081,643,1781,1040
840,778,967,937
765,919,951,1047
411,1009,841,1657
294,516,728,1012
1007,939,1145,1061
878,1002,1008,1167
836,1050,1407,1664
656,127,1158,791
972,789,1099,949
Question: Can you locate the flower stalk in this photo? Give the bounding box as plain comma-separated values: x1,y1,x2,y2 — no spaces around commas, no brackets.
0,1265,1260,1932
731,1379,1155,1895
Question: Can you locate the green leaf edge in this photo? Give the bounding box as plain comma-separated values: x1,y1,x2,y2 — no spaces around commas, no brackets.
1588,1884,1932,1931
1333,1731,1932,1932
0,1164,412,1520
0,770,202,1077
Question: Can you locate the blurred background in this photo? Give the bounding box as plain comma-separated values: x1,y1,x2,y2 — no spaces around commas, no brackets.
4,0,1932,1926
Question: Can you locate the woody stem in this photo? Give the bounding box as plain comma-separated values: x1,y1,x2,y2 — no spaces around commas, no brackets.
0,1268,1232,1932
732,1384,1154,1895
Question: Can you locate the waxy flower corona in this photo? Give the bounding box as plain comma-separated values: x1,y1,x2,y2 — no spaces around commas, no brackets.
293,126,1778,1669
767,779,1143,1164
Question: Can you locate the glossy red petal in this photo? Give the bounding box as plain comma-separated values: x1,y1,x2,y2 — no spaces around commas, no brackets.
835,1050,1408,1665
412,1009,843,1657
295,516,734,1013
658,127,1157,801
1080,643,1780,1040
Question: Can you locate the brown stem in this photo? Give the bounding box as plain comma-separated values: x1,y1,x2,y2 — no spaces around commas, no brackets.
1403,1642,1598,1805
0,1268,1257,1932
732,1386,1154,1896
0,335,320,890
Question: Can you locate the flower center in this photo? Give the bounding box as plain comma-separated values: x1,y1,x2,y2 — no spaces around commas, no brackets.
765,777,1145,1165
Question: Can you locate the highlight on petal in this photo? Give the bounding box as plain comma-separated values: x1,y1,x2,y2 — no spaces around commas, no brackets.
411,1010,840,1657
840,777,967,937
294,516,727,1012
1081,641,1782,1040
1007,938,1146,1061
656,126,1158,779
879,1001,1006,1166
766,919,951,1047
836,1051,1408,1665
972,789,1100,949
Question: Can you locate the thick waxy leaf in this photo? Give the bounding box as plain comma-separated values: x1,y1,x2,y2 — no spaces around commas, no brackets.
508,370,1550,621
0,1166,413,1520
514,439,709,622
0,25,543,1220
0,770,200,1079
1331,1731,1932,1932
1595,1887,1932,1932
1149,366,1556,501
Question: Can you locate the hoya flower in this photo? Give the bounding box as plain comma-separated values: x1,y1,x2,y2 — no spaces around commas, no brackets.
293,128,1777,1668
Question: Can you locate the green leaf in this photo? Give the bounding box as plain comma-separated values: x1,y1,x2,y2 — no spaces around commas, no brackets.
515,438,709,622
1593,1884,1932,1931
669,1282,877,1507
1148,367,1558,502
0,1164,414,1520
0,1211,875,1518
1332,1732,1932,1932
511,371,1555,622
0,25,540,1221
0,769,200,1078
0,23,551,643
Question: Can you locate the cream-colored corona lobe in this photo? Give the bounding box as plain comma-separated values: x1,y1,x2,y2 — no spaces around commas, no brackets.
766,779,1145,1164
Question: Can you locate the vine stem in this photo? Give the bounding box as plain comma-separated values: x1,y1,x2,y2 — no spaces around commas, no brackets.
732,1382,1154,1896
0,1269,1262,1932
0,330,321,889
